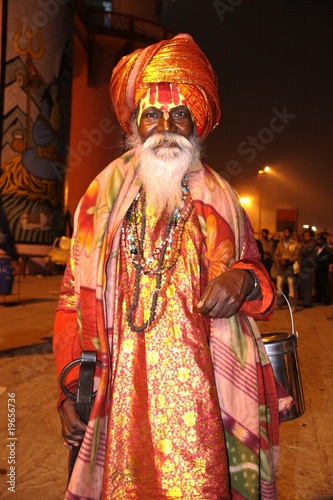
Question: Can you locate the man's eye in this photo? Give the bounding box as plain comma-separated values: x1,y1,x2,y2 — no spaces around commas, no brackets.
172,110,189,119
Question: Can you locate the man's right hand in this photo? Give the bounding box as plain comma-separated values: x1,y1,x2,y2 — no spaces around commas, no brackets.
59,398,87,447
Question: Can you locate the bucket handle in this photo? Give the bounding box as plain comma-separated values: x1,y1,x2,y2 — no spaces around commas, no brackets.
277,288,296,338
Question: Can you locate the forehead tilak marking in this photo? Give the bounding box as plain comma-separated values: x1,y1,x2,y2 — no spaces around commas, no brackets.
137,83,188,124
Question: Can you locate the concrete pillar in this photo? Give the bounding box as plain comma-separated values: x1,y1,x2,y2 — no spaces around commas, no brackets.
0,0,73,258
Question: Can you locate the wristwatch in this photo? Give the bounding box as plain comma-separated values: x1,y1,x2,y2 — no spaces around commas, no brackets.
245,270,259,301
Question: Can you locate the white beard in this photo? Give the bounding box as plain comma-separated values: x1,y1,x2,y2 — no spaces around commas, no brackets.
131,132,201,217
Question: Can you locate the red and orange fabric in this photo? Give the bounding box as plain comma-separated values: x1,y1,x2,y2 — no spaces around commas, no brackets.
53,148,293,499
109,33,221,139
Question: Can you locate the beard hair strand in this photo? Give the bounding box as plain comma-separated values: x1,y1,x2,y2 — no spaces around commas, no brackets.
126,129,202,217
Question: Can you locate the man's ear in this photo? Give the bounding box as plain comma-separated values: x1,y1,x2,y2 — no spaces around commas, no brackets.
131,110,139,131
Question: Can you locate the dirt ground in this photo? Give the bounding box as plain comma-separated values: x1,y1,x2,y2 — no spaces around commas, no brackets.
0,274,332,499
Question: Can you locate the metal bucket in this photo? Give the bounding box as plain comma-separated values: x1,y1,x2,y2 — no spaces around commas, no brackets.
261,292,305,421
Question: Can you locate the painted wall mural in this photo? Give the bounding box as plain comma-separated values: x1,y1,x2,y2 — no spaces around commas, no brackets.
0,0,73,250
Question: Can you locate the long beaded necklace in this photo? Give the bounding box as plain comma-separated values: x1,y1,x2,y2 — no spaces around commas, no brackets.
121,180,193,333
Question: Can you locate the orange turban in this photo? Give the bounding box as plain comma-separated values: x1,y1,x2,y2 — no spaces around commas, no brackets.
109,33,221,140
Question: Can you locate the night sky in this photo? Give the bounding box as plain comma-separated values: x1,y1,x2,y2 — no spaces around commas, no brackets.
161,0,333,234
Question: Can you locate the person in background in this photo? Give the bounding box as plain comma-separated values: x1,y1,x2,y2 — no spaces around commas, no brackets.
269,232,281,283
274,226,300,311
53,33,290,499
298,229,316,308
260,228,274,275
327,233,333,250
0,207,18,263
314,233,333,305
255,237,264,261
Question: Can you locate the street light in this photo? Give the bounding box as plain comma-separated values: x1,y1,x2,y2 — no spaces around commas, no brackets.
258,166,270,235
258,166,270,175
240,196,251,206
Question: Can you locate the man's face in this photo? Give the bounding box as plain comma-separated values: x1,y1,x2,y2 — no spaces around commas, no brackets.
283,229,292,240
138,105,194,143
316,237,325,248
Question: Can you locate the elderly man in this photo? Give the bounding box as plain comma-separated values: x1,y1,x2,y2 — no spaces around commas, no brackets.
54,34,289,499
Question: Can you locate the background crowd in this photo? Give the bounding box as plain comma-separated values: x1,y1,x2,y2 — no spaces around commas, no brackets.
258,227,333,313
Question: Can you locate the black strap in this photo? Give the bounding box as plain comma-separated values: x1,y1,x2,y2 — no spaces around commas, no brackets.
76,351,97,423
59,351,99,483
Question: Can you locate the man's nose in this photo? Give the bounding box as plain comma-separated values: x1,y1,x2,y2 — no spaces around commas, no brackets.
156,116,175,133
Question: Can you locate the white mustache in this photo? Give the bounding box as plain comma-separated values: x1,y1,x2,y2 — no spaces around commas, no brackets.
141,133,194,152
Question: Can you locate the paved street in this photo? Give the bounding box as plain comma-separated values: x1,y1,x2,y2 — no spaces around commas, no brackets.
0,274,332,499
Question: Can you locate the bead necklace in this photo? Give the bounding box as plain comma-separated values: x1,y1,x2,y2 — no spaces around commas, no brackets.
121,181,193,333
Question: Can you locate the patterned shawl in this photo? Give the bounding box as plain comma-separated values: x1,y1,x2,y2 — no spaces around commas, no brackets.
54,149,288,499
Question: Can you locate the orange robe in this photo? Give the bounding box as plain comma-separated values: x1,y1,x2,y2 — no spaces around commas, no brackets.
53,152,289,499
102,205,229,498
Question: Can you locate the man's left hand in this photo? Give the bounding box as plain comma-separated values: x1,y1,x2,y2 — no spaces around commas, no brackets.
195,268,259,318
